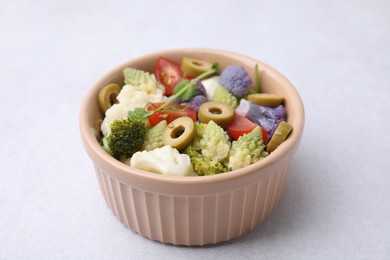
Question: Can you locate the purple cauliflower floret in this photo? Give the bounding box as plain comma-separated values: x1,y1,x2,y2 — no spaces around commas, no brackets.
185,81,207,111
218,66,252,98
236,99,286,139
194,80,207,96
186,95,207,111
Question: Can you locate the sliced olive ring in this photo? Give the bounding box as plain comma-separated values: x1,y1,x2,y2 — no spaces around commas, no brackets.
181,57,213,78
98,83,121,114
198,101,234,127
162,117,196,150
267,121,293,153
247,93,284,107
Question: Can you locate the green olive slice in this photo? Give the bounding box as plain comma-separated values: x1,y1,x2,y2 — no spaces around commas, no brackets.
98,83,121,114
198,101,234,127
267,121,293,153
181,57,213,78
162,117,196,150
247,93,284,107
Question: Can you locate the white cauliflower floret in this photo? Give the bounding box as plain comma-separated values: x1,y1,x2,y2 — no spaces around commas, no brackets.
201,76,220,100
134,80,164,95
100,84,164,136
116,82,164,104
129,145,194,176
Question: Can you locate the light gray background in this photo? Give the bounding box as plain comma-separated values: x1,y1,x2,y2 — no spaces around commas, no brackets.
1,0,389,259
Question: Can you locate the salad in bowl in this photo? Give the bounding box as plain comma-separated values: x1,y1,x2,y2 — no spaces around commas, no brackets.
79,49,304,245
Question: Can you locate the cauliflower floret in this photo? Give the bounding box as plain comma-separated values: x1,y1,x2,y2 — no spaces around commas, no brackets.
218,66,252,98
228,127,268,170
200,120,231,162
236,99,286,139
116,79,164,105
129,145,194,176
201,76,220,100
101,84,164,136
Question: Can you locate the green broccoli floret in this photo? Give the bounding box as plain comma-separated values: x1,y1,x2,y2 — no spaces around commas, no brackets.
183,146,228,176
143,120,167,151
103,118,146,161
228,126,268,170
199,120,231,162
212,84,238,108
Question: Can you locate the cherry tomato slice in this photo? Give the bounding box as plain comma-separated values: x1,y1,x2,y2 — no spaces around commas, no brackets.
227,114,268,143
154,57,184,96
147,102,196,126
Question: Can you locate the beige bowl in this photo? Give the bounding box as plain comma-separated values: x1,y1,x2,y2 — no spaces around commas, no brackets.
79,48,304,246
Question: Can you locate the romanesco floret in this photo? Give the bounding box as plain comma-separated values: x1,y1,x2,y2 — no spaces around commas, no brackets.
103,118,146,161
190,122,206,151
199,120,231,162
142,120,167,151
183,146,228,176
228,126,268,170
219,66,252,98
123,68,164,94
212,85,238,108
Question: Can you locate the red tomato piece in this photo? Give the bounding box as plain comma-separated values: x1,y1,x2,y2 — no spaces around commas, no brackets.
227,114,268,143
147,102,196,126
154,57,184,96
261,127,268,144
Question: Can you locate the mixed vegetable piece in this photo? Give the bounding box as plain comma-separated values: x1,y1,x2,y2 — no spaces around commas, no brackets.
98,56,293,176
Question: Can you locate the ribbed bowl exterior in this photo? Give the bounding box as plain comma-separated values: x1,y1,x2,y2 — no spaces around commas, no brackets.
80,48,304,246
93,160,291,246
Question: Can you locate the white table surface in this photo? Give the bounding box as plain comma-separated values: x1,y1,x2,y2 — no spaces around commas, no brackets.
1,0,389,259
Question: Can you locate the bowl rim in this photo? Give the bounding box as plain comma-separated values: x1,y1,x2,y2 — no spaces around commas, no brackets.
79,48,305,185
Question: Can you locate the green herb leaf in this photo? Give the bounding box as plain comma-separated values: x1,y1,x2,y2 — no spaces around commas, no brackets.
181,82,196,101
211,62,221,73
173,79,190,96
128,107,152,121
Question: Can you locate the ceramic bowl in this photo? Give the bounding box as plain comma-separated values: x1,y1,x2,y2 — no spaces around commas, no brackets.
79,48,304,246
